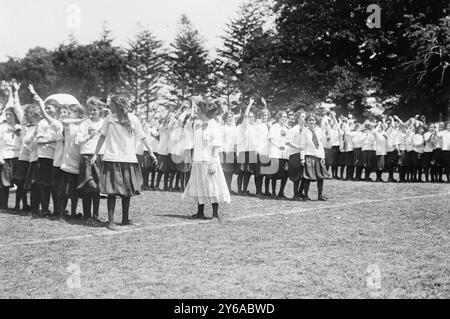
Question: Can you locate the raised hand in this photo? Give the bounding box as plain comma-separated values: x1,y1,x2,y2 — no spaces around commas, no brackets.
28,84,37,96
11,79,21,92
261,97,267,107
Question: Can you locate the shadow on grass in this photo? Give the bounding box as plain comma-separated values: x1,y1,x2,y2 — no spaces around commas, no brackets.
155,214,219,221
0,209,106,228
155,214,197,220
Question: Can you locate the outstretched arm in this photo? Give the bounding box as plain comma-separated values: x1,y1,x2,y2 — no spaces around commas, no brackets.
29,84,59,126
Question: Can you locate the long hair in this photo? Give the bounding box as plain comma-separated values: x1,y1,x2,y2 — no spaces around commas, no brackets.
4,106,20,125
110,95,133,135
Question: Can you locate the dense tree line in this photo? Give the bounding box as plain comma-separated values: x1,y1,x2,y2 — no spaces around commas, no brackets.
0,1,448,120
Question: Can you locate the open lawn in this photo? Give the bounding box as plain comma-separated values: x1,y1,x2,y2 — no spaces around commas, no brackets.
0,179,449,299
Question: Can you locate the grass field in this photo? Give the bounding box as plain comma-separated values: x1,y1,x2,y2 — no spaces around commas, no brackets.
0,178,449,299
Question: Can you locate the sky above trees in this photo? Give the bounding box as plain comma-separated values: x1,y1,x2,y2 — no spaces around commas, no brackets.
0,0,245,61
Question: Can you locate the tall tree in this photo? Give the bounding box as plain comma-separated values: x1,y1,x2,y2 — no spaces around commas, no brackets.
217,0,276,108
123,25,167,119
273,0,450,119
167,15,214,105
52,24,127,102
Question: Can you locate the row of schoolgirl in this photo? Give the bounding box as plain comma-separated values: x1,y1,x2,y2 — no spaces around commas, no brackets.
0,83,158,230
138,101,450,202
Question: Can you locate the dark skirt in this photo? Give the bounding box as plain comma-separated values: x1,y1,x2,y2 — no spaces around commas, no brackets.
255,154,273,176
404,151,414,168
288,153,303,182
410,151,423,168
442,151,450,171
324,148,332,166
422,152,433,168
386,151,399,169
137,151,156,170
342,151,354,167
0,158,18,189
330,146,340,166
237,151,257,174
157,154,175,173
220,152,237,174
57,171,79,199
271,158,288,179
51,167,63,188
353,148,364,168
37,158,53,187
24,161,39,190
77,154,100,193
375,155,385,171
13,160,28,184
303,155,331,181
434,149,443,167
363,150,376,170
172,152,192,173
100,161,142,197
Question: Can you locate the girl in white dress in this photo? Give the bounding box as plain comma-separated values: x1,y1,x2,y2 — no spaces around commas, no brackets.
183,98,230,220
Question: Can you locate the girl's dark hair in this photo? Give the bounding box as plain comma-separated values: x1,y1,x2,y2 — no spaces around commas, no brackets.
258,109,269,120
4,106,20,124
86,96,106,111
305,113,318,123
275,111,287,122
198,99,222,120
110,95,133,135
415,125,425,134
44,99,61,110
23,104,41,124
69,104,87,119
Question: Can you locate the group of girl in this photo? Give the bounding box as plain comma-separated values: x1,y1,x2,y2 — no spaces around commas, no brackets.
0,82,158,230
137,100,450,204
1,80,449,227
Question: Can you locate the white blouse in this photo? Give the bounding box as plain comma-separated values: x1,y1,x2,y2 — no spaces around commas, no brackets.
192,119,222,163
268,123,289,159
299,126,325,160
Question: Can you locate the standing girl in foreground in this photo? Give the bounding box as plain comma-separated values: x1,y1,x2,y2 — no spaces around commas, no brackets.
183,98,231,219
299,114,331,201
76,97,105,223
91,95,157,230
0,81,23,210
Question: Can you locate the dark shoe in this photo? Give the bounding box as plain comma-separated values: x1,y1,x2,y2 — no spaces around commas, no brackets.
277,194,287,200
93,216,105,223
302,196,312,201
318,196,328,201
120,220,134,226
264,192,271,197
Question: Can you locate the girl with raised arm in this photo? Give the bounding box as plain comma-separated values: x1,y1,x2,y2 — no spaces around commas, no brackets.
299,114,331,201
0,81,23,210
183,98,230,220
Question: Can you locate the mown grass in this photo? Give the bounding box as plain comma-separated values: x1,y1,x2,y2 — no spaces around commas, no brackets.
0,178,449,298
